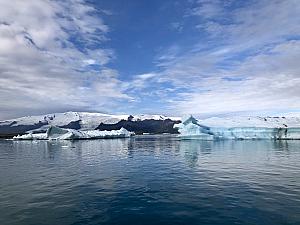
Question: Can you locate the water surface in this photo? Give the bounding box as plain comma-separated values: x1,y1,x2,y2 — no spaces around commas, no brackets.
0,135,299,225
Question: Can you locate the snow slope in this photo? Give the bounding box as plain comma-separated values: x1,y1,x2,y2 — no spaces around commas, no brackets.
199,116,300,128
1,112,180,127
0,112,128,129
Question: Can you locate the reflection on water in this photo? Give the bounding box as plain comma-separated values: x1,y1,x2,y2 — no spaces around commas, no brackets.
180,140,213,167
1,136,300,225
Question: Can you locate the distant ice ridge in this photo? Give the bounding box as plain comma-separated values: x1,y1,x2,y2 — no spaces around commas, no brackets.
1,111,180,131
13,126,134,140
174,116,300,140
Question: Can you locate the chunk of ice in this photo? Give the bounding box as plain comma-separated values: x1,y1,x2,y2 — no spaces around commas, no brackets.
13,126,134,140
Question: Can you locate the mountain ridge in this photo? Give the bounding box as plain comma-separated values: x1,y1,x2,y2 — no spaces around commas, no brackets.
0,111,181,137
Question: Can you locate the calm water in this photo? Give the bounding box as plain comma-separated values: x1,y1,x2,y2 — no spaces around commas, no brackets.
0,135,300,225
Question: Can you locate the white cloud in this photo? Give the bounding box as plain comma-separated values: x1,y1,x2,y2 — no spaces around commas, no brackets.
83,59,97,65
1,0,299,119
164,39,300,115
190,0,223,19
0,0,130,119
131,0,300,116
198,0,300,50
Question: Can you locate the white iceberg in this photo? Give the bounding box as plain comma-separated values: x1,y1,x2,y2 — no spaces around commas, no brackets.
174,115,300,140
13,126,134,140
174,116,214,140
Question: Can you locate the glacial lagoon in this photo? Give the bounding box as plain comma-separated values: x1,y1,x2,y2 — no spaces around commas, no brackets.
0,135,300,225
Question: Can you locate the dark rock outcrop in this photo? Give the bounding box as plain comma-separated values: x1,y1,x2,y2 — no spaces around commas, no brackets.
0,120,83,138
96,119,180,135
0,121,48,138
60,120,81,130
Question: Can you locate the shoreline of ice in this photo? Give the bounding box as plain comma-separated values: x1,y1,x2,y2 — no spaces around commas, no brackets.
13,126,134,140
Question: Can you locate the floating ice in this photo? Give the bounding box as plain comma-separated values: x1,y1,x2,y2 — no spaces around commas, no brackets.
13,126,134,140
174,116,300,140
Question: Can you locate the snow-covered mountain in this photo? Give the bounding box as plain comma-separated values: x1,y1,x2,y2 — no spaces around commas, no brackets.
2,111,300,138
0,111,181,137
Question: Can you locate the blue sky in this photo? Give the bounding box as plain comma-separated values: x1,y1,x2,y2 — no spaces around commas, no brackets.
0,0,300,119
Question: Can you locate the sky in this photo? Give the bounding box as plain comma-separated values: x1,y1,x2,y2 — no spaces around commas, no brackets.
0,0,300,119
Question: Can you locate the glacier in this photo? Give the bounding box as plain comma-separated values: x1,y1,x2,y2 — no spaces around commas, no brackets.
174,116,300,140
0,111,180,137
13,126,134,140
1,111,180,130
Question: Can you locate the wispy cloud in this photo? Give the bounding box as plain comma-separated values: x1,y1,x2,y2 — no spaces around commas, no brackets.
130,0,300,116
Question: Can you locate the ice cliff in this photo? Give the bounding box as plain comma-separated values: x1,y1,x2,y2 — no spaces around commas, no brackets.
174,115,300,140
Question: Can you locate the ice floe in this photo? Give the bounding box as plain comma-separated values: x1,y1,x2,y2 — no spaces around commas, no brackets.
13,126,134,140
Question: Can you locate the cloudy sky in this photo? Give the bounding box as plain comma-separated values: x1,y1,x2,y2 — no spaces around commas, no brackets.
0,0,299,119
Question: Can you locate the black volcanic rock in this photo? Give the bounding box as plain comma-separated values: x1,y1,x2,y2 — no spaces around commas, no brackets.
0,121,84,138
60,120,81,130
0,121,48,138
96,119,180,135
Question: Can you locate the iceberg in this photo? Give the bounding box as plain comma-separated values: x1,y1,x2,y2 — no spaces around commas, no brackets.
174,116,214,140
13,126,134,140
174,116,300,140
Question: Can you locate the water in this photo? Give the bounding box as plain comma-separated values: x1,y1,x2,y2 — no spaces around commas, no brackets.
0,135,299,225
